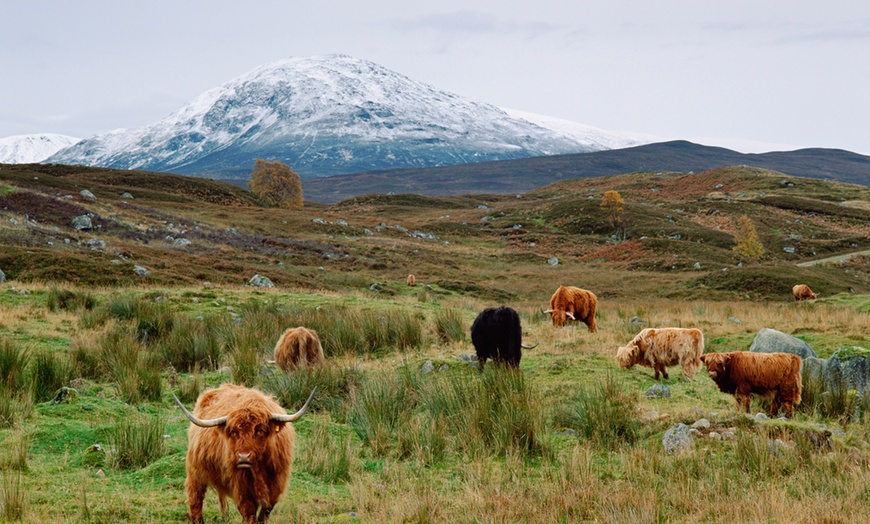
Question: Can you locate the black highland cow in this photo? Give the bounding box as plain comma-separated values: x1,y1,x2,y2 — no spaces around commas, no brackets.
470,307,537,371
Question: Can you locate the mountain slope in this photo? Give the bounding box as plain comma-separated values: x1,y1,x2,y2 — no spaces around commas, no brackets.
0,134,81,163
299,140,870,202
46,55,632,178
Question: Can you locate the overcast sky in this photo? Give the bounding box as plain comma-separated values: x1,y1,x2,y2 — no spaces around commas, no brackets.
2,1,868,153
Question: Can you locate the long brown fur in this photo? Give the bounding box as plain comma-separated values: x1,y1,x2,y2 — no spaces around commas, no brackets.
616,327,704,380
407,274,416,286
273,327,324,373
792,284,817,301
700,351,802,418
548,285,598,332
184,384,297,523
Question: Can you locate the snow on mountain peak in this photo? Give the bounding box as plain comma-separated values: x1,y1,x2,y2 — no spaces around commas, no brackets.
0,134,81,164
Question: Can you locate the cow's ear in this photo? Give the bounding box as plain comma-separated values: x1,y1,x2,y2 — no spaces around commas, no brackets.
699,354,707,363
271,421,288,433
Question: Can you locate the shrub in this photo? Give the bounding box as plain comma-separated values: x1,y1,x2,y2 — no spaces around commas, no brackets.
106,413,165,470
157,315,223,372
45,287,97,312
552,373,640,450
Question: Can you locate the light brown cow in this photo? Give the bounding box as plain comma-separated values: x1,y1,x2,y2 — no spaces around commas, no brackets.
269,327,324,373
700,351,802,418
616,327,704,380
407,274,416,286
174,384,316,524
543,285,598,332
792,284,818,301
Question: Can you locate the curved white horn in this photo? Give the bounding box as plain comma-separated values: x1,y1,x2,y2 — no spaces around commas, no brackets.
521,343,539,349
542,309,554,314
173,395,228,427
271,387,317,423
566,312,576,320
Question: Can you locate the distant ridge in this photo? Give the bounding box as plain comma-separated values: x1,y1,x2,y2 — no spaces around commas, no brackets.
299,140,870,203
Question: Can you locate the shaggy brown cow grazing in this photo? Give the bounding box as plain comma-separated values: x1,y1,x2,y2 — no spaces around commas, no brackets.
174,384,316,524
407,274,416,286
700,351,802,418
543,285,598,332
792,284,818,301
269,327,324,373
616,327,704,380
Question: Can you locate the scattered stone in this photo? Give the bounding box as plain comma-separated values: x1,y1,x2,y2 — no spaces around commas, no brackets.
120,192,134,199
438,364,450,372
824,346,870,395
749,328,817,359
0,269,5,283
312,218,327,224
369,283,382,291
247,274,274,288
53,387,78,404
79,189,96,201
644,384,671,399
72,215,93,230
727,317,743,324
95,469,105,478
693,262,701,269
769,439,788,458
662,423,694,455
336,219,348,226
554,429,578,437
691,418,711,430
421,360,435,374
755,413,769,421
668,234,682,240
133,265,150,277
174,238,192,247
547,256,559,266
87,239,106,251
364,228,374,235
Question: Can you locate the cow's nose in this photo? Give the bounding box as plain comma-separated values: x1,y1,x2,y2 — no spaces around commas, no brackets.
237,452,252,463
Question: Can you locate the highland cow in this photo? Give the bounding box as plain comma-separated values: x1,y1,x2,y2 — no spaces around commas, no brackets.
268,327,324,373
616,327,704,380
407,274,416,286
700,351,802,418
174,384,316,524
792,284,818,301
543,285,598,332
470,307,537,371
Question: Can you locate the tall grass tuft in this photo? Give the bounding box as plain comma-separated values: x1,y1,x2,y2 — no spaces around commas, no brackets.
106,413,165,470
45,287,97,312
175,371,204,405
350,374,414,457
552,373,641,450
96,327,157,404
0,338,29,392
157,315,223,372
298,416,356,483
433,309,465,344
0,470,25,522
0,433,29,471
220,319,264,387
263,364,363,422
29,351,71,402
0,389,33,429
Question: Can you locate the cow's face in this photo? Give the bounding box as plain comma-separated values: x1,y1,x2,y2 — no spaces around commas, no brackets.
550,310,567,327
700,353,730,380
223,411,285,470
616,343,639,369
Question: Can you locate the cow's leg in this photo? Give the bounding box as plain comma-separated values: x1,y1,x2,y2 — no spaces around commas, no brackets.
587,315,597,333
185,474,207,524
653,365,661,381
783,401,794,419
236,499,259,524
770,396,781,417
735,389,752,413
477,355,486,372
257,505,273,523
661,367,669,380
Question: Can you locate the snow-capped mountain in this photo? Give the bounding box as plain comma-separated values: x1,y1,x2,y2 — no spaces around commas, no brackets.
47,55,643,178
502,109,652,151
0,134,81,164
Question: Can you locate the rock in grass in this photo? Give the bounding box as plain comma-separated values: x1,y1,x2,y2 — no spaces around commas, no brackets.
247,274,274,288
133,265,150,277
825,346,870,395
662,423,694,455
645,384,671,399
749,328,817,359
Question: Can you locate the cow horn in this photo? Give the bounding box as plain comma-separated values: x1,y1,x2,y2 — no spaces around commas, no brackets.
265,358,276,364
566,312,576,320
522,343,539,349
173,395,228,427
271,387,317,423
542,309,554,314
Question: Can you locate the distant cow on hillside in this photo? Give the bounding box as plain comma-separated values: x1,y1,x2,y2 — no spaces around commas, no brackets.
174,384,316,523
543,285,598,332
700,351,802,418
792,284,818,301
470,307,537,371
407,274,416,286
268,327,324,373
616,327,704,380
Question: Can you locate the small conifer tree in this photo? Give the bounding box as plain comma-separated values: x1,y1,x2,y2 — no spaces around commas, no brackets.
248,159,303,209
732,215,765,259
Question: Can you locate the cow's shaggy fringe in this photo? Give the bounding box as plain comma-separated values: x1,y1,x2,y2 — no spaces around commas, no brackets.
0,469,25,522
553,373,640,449
106,413,165,470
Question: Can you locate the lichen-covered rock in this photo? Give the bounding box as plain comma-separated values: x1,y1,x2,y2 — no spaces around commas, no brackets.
749,328,817,359
72,215,93,230
662,423,694,455
247,274,274,288
825,346,870,395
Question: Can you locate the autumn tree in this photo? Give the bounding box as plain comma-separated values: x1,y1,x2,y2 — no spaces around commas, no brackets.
248,159,303,209
601,190,626,241
732,215,765,259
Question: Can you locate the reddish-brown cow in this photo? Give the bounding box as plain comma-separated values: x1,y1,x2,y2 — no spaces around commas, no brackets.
616,327,704,380
700,351,802,418
544,285,598,332
268,327,324,373
792,284,818,301
407,274,416,286
174,384,316,524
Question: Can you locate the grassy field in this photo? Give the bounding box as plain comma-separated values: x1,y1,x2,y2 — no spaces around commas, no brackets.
0,163,869,522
